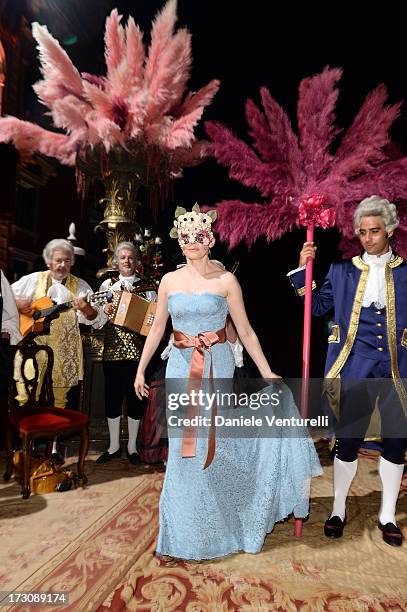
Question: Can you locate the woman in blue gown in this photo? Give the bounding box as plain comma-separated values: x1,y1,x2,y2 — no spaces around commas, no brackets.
135,205,322,560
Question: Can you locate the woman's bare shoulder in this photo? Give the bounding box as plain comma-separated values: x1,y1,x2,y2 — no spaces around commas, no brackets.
218,270,240,295
159,268,185,286
221,270,239,285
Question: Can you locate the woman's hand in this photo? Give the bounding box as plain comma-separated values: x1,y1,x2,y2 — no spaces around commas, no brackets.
261,369,284,387
134,371,149,400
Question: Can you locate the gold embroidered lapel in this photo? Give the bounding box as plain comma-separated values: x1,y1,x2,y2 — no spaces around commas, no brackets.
385,257,407,415
325,257,369,379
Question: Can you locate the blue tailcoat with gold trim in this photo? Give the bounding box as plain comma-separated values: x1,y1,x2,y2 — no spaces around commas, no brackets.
289,256,407,412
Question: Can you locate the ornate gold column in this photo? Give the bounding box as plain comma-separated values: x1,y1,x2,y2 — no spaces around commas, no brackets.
77,145,147,276
95,166,142,274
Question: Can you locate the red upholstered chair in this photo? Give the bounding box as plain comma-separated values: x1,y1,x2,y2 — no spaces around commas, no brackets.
3,341,89,499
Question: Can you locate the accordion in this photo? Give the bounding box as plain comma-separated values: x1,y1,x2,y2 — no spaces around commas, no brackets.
108,291,157,336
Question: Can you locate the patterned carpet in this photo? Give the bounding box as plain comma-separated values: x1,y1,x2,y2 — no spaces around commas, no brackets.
1,444,406,611
0,456,163,611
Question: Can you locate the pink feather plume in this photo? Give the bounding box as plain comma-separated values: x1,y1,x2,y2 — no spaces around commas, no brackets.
206,66,407,257
125,17,145,87
31,23,83,101
175,80,220,118
297,66,342,178
144,0,177,88
104,9,126,76
334,85,401,176
0,116,75,165
0,0,219,199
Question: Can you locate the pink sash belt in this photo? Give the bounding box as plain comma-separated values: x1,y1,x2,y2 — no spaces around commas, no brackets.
173,327,226,469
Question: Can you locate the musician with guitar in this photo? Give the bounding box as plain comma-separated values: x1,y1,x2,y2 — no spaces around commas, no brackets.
12,239,103,447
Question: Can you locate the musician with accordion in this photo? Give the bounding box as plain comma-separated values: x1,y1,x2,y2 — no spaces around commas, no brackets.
96,242,156,466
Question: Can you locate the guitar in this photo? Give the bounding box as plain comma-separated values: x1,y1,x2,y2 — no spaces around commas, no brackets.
19,290,112,338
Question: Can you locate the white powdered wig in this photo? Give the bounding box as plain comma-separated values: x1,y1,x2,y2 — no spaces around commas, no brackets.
354,195,399,235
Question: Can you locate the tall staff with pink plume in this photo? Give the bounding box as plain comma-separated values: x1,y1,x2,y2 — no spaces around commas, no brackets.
295,195,336,535
298,195,336,421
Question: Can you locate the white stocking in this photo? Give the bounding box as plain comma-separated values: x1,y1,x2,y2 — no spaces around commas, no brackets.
107,416,121,454
127,417,140,455
330,457,358,521
378,456,404,525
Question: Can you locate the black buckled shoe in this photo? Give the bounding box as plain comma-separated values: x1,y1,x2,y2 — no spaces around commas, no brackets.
127,451,141,465
96,448,122,464
378,521,404,547
324,514,346,539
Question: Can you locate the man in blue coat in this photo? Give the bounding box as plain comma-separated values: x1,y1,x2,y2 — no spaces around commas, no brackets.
289,195,407,546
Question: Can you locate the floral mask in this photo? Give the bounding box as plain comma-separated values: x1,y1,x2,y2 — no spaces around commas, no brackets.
170,204,217,247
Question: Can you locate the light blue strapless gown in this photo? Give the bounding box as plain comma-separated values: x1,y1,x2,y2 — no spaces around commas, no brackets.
156,293,322,560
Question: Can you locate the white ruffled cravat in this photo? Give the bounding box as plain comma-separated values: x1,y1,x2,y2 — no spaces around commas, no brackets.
108,274,156,303
47,279,74,304
110,274,138,291
362,249,393,308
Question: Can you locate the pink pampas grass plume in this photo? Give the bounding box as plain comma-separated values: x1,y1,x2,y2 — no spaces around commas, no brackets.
206,66,407,257
0,0,219,212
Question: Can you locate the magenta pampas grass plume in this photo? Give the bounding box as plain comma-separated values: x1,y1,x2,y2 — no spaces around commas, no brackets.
206,121,277,198
258,87,302,177
297,66,342,178
334,85,400,176
31,23,84,106
213,201,275,249
128,90,149,138
392,199,407,258
206,66,407,257
245,98,275,162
